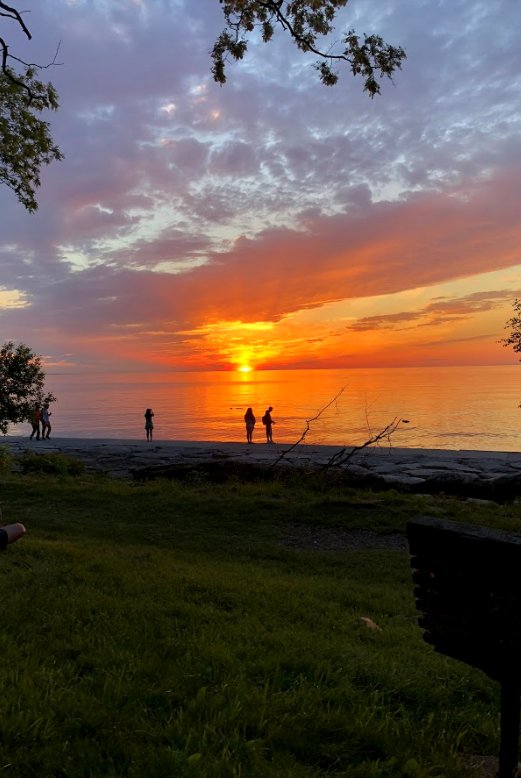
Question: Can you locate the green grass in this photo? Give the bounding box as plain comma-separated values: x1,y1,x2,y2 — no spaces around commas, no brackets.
0,468,519,777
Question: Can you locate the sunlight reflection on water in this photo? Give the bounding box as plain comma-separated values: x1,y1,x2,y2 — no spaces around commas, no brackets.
8,365,521,452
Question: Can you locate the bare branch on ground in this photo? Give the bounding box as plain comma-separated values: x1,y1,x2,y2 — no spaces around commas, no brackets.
269,386,346,470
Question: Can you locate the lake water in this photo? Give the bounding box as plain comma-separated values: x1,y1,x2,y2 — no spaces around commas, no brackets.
8,365,521,452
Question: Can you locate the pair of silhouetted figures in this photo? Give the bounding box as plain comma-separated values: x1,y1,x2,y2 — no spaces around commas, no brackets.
29,404,52,440
244,406,275,444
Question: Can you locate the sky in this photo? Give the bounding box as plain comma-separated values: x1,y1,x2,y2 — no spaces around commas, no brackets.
1,0,520,373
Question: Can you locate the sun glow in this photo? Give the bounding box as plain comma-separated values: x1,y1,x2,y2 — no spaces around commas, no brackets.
179,320,279,371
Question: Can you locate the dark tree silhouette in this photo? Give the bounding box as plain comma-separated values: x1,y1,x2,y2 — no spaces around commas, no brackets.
0,2,63,211
502,299,521,360
0,341,56,434
212,1,406,93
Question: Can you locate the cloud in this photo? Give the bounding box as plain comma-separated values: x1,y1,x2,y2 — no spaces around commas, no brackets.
347,289,521,332
1,0,521,369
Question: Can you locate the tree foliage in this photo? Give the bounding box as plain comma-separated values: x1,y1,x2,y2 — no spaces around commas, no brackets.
0,1,406,211
0,65,63,211
212,0,406,95
0,341,56,435
0,1,63,211
502,299,521,359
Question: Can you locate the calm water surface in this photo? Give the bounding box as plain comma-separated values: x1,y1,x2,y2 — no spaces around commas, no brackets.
9,366,521,451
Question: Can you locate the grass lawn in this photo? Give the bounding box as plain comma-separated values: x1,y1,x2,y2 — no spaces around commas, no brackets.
1,464,520,777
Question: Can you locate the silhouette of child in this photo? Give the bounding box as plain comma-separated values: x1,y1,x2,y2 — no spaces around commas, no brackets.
144,408,154,441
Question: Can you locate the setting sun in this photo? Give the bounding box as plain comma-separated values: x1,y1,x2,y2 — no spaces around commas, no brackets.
238,365,253,373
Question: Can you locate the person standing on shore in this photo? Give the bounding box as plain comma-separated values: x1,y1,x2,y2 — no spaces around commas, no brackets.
262,406,275,443
244,407,256,443
144,408,154,441
29,406,41,440
41,404,52,439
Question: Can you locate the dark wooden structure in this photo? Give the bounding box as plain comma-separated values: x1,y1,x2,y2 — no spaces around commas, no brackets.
407,516,521,778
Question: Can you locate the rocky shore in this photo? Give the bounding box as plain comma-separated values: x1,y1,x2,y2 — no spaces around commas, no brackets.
3,436,521,502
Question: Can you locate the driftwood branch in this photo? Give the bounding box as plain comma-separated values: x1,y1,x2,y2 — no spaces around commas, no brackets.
269,386,407,472
320,416,404,472
269,386,346,470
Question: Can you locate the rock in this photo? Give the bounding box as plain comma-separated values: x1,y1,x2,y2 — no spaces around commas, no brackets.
481,473,521,503
3,437,521,502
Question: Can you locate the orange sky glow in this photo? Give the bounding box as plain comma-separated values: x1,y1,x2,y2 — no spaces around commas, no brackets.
1,1,520,375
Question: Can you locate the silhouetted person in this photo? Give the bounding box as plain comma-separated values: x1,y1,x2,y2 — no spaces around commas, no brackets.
144,408,154,441
263,406,275,443
244,407,256,443
41,404,52,439
29,406,41,440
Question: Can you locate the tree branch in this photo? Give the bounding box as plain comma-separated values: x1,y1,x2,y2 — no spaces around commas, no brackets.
267,385,407,474
0,4,61,103
320,416,405,472
269,386,346,469
214,1,406,94
257,0,342,60
0,2,32,40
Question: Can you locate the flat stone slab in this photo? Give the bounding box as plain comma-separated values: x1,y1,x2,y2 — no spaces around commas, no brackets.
3,437,521,501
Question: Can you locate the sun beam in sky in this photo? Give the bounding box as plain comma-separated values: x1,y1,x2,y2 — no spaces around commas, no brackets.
177,321,281,371
1,0,521,374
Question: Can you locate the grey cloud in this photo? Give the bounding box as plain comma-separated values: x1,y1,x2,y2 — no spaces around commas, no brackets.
1,0,521,367
209,141,258,176
346,289,521,334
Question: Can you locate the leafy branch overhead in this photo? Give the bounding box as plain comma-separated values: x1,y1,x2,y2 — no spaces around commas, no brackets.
0,1,406,212
212,0,406,95
0,1,63,211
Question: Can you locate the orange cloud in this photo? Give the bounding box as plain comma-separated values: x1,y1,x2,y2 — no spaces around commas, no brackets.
5,170,521,371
